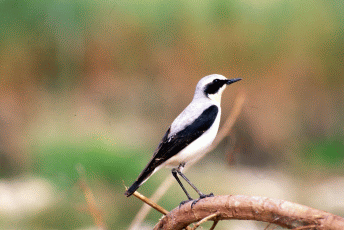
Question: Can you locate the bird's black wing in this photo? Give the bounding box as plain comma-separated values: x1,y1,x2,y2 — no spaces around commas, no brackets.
125,105,218,197
150,105,219,168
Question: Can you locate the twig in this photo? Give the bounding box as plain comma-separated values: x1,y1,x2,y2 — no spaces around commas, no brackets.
128,176,175,230
209,220,219,230
77,164,106,230
131,190,168,215
264,223,278,230
264,223,273,230
128,92,246,230
191,213,219,230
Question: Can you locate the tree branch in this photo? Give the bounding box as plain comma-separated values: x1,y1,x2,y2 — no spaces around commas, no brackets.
131,190,168,215
153,195,344,230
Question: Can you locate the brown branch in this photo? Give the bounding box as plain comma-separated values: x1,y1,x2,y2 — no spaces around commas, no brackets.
209,220,219,230
127,188,192,230
129,92,246,230
264,222,273,230
131,190,169,215
153,195,344,230
77,165,106,230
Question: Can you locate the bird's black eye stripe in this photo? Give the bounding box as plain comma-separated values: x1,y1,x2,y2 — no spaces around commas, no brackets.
204,79,226,95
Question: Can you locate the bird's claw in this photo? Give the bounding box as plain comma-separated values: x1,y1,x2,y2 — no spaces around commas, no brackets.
200,192,214,199
179,199,193,208
191,193,214,208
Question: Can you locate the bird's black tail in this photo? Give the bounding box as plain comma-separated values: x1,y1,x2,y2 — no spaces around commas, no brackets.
125,180,141,197
125,158,158,197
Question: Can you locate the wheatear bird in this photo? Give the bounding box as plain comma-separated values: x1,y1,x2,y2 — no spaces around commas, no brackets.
125,74,242,205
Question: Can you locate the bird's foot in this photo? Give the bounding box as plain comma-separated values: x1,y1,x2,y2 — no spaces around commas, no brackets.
179,198,193,208
191,193,214,208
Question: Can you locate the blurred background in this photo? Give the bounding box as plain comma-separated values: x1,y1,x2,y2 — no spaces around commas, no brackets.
0,0,343,229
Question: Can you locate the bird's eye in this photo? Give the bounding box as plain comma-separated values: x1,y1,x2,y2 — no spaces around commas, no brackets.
213,79,219,83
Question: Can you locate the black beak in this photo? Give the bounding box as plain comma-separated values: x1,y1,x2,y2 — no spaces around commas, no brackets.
226,78,242,85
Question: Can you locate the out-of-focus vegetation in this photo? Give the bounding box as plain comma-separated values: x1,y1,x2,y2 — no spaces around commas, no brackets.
0,0,343,229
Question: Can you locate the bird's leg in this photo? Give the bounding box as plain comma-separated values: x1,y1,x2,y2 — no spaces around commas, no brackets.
176,164,214,208
172,168,193,206
175,166,204,197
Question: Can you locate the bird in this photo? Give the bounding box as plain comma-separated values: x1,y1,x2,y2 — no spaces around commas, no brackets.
124,74,242,205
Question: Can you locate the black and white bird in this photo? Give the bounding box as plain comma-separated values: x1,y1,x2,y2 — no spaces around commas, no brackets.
125,74,242,205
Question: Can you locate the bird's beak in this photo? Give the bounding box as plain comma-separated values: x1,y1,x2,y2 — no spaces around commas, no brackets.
226,78,242,85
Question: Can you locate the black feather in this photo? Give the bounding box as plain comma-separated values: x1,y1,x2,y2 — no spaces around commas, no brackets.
204,79,228,96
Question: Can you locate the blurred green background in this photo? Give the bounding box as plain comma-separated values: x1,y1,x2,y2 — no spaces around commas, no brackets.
0,0,343,229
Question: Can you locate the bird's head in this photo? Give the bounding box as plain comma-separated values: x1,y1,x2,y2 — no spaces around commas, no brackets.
194,74,242,103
